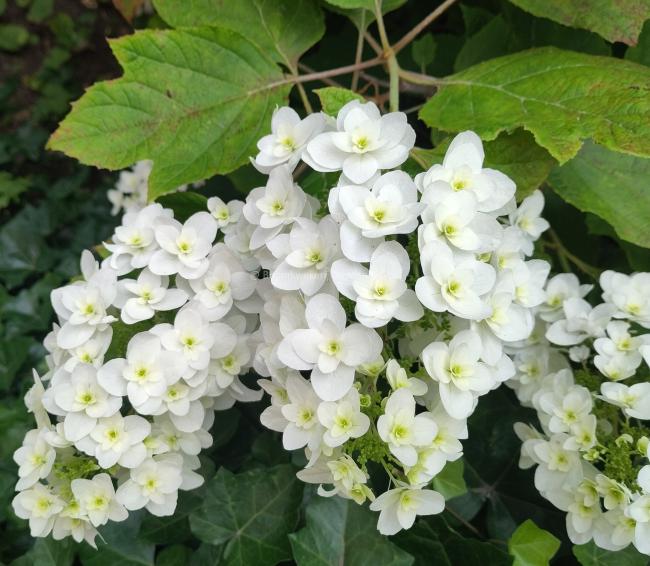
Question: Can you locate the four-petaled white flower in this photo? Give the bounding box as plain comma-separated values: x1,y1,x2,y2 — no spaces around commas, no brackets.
317,388,370,447
71,473,128,527
370,486,445,535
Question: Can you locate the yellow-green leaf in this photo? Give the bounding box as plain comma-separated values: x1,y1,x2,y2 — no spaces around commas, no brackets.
47,27,290,200
420,47,650,163
314,87,364,116
508,520,560,566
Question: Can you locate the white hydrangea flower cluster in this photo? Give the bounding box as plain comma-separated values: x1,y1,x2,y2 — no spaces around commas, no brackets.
12,203,263,546
509,271,650,555
13,100,552,542
249,101,550,535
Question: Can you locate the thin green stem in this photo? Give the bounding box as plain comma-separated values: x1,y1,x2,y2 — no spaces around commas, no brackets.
374,0,400,111
398,68,444,86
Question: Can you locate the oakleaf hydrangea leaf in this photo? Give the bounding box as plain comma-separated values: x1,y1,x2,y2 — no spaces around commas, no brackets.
47,27,291,200
420,47,650,163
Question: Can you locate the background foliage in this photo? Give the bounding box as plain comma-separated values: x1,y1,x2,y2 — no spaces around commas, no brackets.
3,0,650,564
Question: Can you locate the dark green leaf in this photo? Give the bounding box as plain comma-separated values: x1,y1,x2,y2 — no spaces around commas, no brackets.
573,540,648,566
153,0,325,67
139,489,203,544
10,537,75,566
48,27,291,200
548,141,650,248
289,496,414,566
0,173,29,210
420,47,650,163
411,34,436,73
189,464,302,566
433,459,467,500
27,0,53,23
626,20,650,66
314,87,364,116
0,24,30,52
508,519,560,566
79,512,154,566
155,192,208,222
154,545,192,566
507,0,650,45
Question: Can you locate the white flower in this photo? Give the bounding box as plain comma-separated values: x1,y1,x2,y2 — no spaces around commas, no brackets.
420,190,501,252
115,269,188,324
278,293,382,401
594,321,648,370
156,308,215,376
243,165,308,249
97,331,185,414
370,486,444,535
385,359,428,396
601,271,650,328
546,298,616,346
377,388,437,466
537,384,592,434
14,429,56,491
416,241,495,320
317,388,370,447
509,190,550,242
416,131,515,213
71,473,128,527
600,382,650,419
279,374,323,451
63,329,112,372
12,483,65,537
45,365,122,442
269,216,340,295
207,197,243,232
539,273,592,322
253,106,327,172
104,203,172,275
76,414,151,469
51,267,118,350
336,170,424,238
207,329,250,392
304,100,415,184
186,244,256,320
150,212,217,279
421,330,495,419
331,241,423,328
116,455,183,516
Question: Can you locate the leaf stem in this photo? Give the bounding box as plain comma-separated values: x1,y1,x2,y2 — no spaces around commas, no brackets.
398,68,444,86
364,30,383,56
277,57,384,88
392,0,459,54
287,63,313,113
351,10,367,92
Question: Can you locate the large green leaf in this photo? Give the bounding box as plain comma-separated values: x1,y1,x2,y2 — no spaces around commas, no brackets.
573,541,648,566
507,0,650,45
410,129,555,200
508,520,560,566
11,538,75,566
289,496,414,566
433,459,468,500
420,47,650,163
153,0,324,67
48,27,291,200
189,464,302,566
547,141,650,248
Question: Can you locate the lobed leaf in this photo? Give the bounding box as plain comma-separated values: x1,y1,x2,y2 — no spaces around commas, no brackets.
47,26,291,200
289,496,414,566
508,519,560,566
153,0,325,67
420,47,650,163
189,464,302,566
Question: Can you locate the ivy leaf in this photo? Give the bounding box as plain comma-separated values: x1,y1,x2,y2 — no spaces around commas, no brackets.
153,0,325,68
189,464,302,566
507,0,650,45
433,459,468,500
573,540,648,566
0,172,29,209
139,489,203,544
314,87,364,116
420,47,650,163
508,520,560,566
78,511,155,566
11,537,75,566
47,27,291,200
410,129,555,200
289,496,414,566
547,141,650,248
